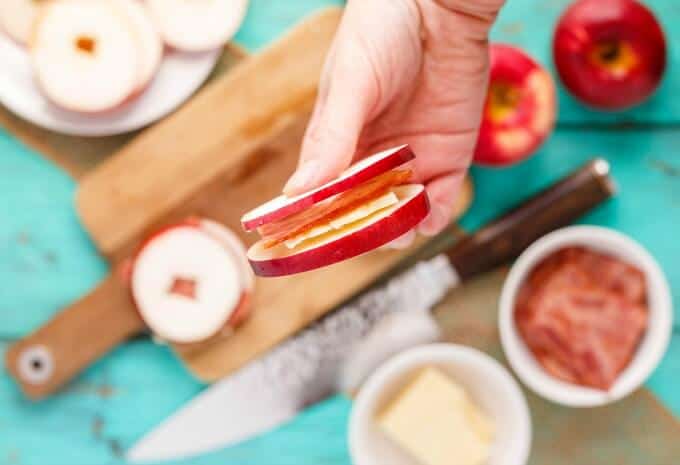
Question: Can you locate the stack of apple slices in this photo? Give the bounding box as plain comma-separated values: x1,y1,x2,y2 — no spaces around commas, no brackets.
131,219,254,345
0,0,247,113
242,145,431,277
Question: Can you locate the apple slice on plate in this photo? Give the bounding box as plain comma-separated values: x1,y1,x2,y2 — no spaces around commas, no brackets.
113,0,163,94
131,219,254,344
31,0,140,113
0,0,43,45
146,0,248,52
242,145,430,277
0,0,219,135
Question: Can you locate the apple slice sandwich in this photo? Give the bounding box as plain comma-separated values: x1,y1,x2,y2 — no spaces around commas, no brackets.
241,145,430,277
131,218,254,344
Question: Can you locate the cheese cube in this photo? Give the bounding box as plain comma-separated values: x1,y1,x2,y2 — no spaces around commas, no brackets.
377,367,494,465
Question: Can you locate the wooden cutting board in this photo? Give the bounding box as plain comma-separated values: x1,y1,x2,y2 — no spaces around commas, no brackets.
4,7,474,399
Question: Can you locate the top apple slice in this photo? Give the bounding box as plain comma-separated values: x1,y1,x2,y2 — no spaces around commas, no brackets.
241,145,415,231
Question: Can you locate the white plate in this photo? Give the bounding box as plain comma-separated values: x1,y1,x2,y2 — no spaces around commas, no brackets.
350,344,531,465
0,34,220,136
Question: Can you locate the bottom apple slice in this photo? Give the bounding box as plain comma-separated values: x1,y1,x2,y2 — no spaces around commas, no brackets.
132,220,253,344
248,184,430,277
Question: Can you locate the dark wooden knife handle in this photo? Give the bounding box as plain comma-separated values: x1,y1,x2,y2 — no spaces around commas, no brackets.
448,158,616,281
5,273,145,399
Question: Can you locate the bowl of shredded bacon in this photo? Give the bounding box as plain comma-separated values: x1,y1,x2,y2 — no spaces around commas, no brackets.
499,226,672,407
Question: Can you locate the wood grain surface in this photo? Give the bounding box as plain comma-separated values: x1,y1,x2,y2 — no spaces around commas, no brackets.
3,8,473,394
4,273,144,399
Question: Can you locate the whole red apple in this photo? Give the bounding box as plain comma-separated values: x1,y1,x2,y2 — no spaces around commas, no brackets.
473,44,557,167
553,0,666,110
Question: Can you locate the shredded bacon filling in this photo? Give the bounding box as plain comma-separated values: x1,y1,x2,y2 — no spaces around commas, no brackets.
259,169,412,249
515,247,648,390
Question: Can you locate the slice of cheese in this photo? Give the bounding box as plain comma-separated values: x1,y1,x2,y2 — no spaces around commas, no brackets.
283,191,399,249
377,367,494,465
329,191,399,229
283,223,333,249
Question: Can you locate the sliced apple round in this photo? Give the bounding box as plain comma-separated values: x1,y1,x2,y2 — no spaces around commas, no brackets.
241,144,415,231
146,0,248,52
200,218,254,293
0,0,43,45
196,218,254,330
113,0,163,93
31,0,140,113
131,219,253,344
248,184,430,277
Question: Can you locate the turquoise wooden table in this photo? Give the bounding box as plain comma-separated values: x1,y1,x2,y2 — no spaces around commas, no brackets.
0,1,678,464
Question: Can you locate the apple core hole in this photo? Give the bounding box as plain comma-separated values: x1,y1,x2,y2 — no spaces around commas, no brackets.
31,358,43,371
590,41,637,75
598,41,620,63
75,36,96,55
488,82,522,122
168,277,197,300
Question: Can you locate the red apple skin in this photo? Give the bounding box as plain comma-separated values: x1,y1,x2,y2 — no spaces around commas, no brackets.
553,0,666,111
226,292,252,328
473,44,557,167
130,218,252,341
247,186,430,277
241,145,415,231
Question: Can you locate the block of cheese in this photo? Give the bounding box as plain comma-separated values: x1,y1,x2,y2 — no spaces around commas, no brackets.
377,367,494,465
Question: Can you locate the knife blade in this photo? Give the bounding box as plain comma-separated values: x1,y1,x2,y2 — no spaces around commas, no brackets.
128,254,455,462
128,159,615,462
126,368,301,462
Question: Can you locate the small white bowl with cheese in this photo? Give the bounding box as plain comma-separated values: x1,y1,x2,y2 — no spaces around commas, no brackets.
349,343,531,465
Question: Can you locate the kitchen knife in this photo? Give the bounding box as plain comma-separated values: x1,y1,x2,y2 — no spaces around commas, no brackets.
128,159,615,462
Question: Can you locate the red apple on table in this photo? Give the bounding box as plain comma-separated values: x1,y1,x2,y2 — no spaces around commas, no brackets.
553,0,667,111
473,44,557,167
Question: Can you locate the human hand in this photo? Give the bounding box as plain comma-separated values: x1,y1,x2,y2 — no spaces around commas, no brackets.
284,0,505,246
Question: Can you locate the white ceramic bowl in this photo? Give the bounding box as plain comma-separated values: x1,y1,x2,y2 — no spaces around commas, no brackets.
499,225,672,407
349,344,531,465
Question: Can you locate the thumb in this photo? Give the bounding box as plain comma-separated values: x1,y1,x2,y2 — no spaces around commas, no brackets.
283,51,375,196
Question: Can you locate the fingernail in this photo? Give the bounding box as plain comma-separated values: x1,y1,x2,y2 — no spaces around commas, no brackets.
284,160,319,195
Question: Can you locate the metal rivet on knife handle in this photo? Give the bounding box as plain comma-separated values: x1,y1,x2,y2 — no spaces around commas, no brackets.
4,273,145,400
447,158,616,282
